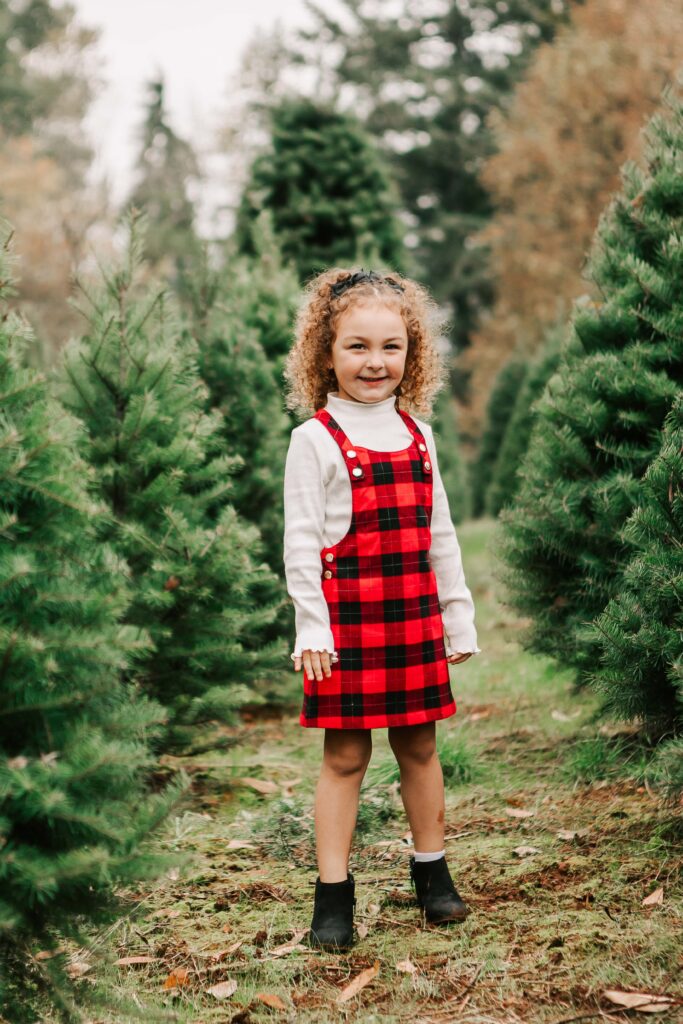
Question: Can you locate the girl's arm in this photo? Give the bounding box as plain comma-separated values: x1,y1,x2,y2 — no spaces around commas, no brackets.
423,424,481,657
283,427,339,661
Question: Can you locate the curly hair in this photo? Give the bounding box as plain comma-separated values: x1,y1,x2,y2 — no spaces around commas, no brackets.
283,266,451,421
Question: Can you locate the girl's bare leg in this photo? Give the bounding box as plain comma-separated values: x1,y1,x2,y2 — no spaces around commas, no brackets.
314,728,372,882
388,722,445,851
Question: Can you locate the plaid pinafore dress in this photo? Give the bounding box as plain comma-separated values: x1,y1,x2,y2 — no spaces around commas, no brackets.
300,406,456,729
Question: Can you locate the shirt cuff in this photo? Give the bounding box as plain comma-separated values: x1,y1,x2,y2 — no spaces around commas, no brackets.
444,633,481,657
290,630,339,662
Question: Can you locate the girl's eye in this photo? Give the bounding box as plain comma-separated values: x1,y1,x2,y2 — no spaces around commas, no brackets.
350,343,399,349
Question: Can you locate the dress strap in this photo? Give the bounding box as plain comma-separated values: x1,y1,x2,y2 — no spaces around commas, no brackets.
313,408,367,480
396,408,433,476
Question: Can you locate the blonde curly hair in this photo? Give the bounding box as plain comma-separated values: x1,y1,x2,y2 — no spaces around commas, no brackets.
283,267,450,421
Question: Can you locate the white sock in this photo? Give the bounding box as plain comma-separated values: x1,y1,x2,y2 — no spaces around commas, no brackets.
413,849,445,863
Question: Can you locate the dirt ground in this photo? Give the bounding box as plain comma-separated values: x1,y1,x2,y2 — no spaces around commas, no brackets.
74,519,682,1023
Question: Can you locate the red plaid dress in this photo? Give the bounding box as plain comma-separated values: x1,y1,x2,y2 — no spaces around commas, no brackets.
300,406,456,729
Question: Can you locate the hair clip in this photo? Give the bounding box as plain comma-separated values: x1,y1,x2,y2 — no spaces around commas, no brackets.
330,269,405,298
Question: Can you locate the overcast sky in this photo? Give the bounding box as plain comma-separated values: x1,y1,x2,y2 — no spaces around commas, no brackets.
72,0,318,210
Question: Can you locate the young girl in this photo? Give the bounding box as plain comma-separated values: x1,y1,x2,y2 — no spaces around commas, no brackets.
282,268,480,951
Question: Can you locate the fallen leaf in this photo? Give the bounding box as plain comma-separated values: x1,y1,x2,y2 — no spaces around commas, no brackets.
267,929,308,957
336,961,380,1003
212,941,244,959
233,776,279,795
367,902,380,917
642,887,664,906
227,839,257,850
66,958,91,978
256,992,287,1010
551,709,581,721
505,807,535,818
163,967,191,989
396,958,417,974
151,907,181,919
34,947,66,961
166,867,180,880
557,828,589,840
206,979,238,1000
115,955,160,966
604,989,675,1013
512,845,542,857
356,922,369,939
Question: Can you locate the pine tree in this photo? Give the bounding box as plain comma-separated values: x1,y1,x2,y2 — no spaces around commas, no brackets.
185,213,298,574
126,77,202,296
235,97,405,283
431,386,471,525
57,211,288,737
497,87,683,679
0,226,181,1019
462,0,683,437
291,0,571,358
585,396,682,749
471,358,527,517
485,326,563,517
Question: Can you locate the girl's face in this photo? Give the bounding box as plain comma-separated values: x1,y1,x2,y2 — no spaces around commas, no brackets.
327,300,408,404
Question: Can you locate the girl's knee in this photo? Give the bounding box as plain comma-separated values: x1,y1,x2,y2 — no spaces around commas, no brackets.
388,726,436,768
323,730,372,777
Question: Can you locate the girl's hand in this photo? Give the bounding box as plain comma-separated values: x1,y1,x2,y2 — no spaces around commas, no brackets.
293,650,333,681
447,652,473,665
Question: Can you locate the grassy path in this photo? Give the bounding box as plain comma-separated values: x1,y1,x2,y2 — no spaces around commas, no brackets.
89,519,681,1023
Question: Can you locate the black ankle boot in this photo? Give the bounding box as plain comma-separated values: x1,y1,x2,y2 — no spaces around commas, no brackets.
308,872,356,950
409,856,470,924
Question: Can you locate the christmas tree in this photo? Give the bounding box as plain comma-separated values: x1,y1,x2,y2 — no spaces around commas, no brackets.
57,212,288,736
497,86,683,679
292,0,571,360
0,226,181,1019
585,395,682,756
471,358,527,517
125,77,202,296
186,212,299,574
485,326,563,517
235,97,405,282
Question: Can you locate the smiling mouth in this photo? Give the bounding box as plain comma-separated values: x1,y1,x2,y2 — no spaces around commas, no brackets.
359,376,387,382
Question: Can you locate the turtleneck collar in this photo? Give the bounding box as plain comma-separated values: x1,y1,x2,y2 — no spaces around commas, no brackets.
325,390,399,418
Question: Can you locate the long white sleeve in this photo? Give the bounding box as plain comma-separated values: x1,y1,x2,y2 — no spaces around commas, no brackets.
283,428,339,658
422,424,481,655
282,391,480,660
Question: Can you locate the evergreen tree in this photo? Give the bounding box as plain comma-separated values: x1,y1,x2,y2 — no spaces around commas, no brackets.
235,97,405,283
57,211,288,737
585,396,682,746
0,226,180,1019
125,77,202,296
471,358,527,517
431,385,471,524
497,87,683,680
223,211,302,381
291,0,571,358
185,213,299,574
463,0,683,436
485,326,563,517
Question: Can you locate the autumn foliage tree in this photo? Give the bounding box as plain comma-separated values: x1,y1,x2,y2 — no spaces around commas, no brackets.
460,0,683,439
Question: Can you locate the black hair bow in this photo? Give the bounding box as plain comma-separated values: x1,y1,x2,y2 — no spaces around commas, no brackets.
330,269,405,298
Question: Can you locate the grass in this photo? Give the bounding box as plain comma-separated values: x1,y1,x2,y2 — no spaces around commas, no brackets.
56,518,682,1023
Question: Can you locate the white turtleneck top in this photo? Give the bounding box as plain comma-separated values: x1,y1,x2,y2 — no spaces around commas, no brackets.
283,391,481,661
